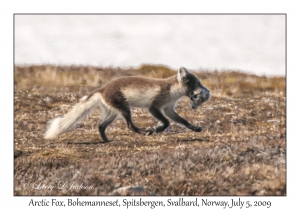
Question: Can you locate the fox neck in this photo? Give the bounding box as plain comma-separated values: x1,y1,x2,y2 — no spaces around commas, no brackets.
168,76,187,100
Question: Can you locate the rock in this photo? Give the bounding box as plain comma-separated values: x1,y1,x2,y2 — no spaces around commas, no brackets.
108,186,145,195
267,119,280,123
114,183,121,188
14,149,23,158
258,136,267,141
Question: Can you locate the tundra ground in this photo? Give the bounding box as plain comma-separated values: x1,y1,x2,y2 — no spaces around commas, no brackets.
14,65,286,195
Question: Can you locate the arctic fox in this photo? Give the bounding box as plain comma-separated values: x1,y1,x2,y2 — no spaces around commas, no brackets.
44,67,210,142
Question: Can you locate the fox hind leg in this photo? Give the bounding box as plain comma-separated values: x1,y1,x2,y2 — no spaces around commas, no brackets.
112,98,154,135
99,110,117,142
120,108,155,135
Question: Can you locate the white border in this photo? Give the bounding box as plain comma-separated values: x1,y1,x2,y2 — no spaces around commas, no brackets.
3,0,298,209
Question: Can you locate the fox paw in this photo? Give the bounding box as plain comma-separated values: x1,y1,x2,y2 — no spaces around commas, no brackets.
193,126,202,132
145,128,155,136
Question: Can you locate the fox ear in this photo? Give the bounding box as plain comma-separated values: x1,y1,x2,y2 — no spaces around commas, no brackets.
178,67,189,82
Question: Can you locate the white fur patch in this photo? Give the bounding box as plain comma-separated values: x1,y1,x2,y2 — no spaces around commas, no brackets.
80,95,88,101
122,86,161,108
194,88,202,95
177,67,188,83
44,117,62,139
170,83,186,100
202,88,210,100
98,94,113,109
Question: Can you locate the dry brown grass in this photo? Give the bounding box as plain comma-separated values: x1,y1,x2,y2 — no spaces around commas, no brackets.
14,64,286,196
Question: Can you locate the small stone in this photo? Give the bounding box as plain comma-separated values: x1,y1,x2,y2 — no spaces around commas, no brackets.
109,186,145,195
14,149,23,158
114,183,121,188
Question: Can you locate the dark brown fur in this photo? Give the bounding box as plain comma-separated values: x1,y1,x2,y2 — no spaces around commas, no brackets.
89,76,178,109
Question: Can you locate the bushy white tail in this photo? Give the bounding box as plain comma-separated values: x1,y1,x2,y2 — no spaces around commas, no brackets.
44,93,101,139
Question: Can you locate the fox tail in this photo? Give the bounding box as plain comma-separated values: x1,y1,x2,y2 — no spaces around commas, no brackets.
44,93,101,139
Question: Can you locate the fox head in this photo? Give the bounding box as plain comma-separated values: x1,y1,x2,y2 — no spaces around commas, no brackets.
178,67,210,110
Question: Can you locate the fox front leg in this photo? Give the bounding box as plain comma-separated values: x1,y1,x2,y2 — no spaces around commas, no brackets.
163,106,202,132
156,121,171,131
148,107,170,134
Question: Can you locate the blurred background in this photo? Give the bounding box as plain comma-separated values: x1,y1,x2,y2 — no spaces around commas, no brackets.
14,15,285,76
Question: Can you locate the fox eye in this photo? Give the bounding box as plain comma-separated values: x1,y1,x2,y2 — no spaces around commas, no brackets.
190,93,200,100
